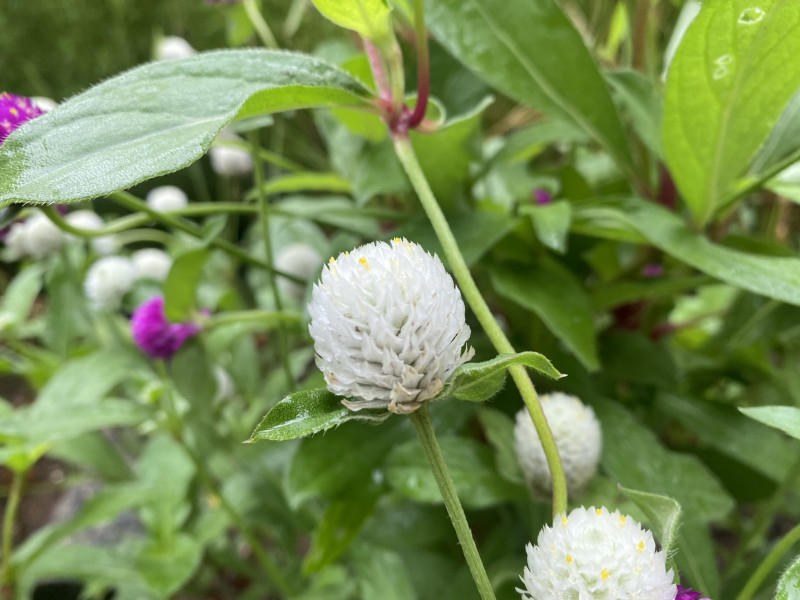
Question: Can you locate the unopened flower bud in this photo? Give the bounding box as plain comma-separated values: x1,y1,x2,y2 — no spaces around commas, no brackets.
308,238,474,414
84,255,137,310
132,248,172,282
514,392,602,497
20,211,65,259
156,36,197,61
65,210,115,255
146,185,188,213
518,506,676,600
274,243,323,300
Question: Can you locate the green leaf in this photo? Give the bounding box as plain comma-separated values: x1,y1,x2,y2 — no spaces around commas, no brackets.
164,248,210,322
477,407,524,484
739,405,800,441
36,352,139,408
606,70,662,156
491,260,599,371
303,496,377,575
662,0,800,224
427,0,632,175
520,201,573,254
596,398,734,522
676,521,721,599
311,0,392,43
353,545,417,600
0,50,370,206
248,388,389,442
577,197,800,307
441,351,564,403
0,264,44,331
246,172,352,200
274,195,382,237
777,554,800,600
385,436,524,508
618,486,681,556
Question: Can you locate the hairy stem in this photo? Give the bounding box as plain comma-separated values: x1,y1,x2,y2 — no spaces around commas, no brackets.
735,521,800,600
409,405,496,600
392,134,568,517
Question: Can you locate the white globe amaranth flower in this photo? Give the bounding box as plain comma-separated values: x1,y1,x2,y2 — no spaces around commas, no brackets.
20,211,66,259
4,222,29,260
519,506,676,600
146,185,189,213
156,36,197,61
275,242,323,300
84,255,137,310
65,210,115,255
308,238,474,415
132,248,173,282
514,392,602,497
209,144,253,176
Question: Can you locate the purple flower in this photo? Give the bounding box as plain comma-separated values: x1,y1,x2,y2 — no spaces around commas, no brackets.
0,92,43,145
641,263,664,278
533,189,552,205
676,585,710,600
131,296,203,359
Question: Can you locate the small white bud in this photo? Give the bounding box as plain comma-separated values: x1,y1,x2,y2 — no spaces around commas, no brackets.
156,36,197,61
514,392,602,497
519,506,676,600
209,145,253,176
146,186,188,213
65,210,115,255
20,211,65,259
131,248,173,282
31,97,58,112
83,255,137,310
274,243,323,300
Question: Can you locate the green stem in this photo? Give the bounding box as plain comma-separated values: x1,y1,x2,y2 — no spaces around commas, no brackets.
109,191,304,285
735,521,800,600
242,0,279,48
0,469,25,586
206,309,303,331
392,134,567,517
409,405,496,600
250,132,295,389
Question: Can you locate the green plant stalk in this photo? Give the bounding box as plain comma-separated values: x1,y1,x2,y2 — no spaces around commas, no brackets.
154,361,295,598
409,405,496,600
735,521,800,600
249,131,295,389
392,135,568,517
0,469,25,586
109,191,304,284
242,0,279,48
206,309,303,331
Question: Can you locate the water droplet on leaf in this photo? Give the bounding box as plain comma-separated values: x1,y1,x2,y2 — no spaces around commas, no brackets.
739,7,766,24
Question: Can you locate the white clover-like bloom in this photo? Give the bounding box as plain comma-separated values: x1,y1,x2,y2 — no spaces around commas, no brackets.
308,238,474,414
132,248,173,282
20,211,66,259
519,506,676,600
156,36,197,61
275,243,323,300
514,392,602,497
83,255,137,310
65,210,115,255
31,97,58,112
209,144,253,176
146,185,189,213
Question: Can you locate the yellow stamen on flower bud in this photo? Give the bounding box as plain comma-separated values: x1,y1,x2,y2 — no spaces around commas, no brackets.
601,569,610,580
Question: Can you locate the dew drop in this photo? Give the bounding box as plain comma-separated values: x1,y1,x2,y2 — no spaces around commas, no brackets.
739,7,766,24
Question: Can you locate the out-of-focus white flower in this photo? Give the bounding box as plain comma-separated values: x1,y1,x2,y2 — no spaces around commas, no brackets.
65,210,115,255
132,248,172,282
274,243,323,300
146,186,188,213
519,506,676,600
213,366,236,401
308,238,474,414
156,36,197,61
4,223,29,260
209,144,253,176
514,392,602,497
84,255,137,310
20,211,66,259
30,97,58,112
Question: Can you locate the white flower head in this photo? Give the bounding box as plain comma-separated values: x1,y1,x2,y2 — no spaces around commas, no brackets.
146,185,188,213
20,211,66,259
65,210,115,255
132,248,173,282
31,97,58,112
308,238,474,415
4,222,29,260
275,242,323,300
209,144,253,176
519,506,676,600
156,36,197,61
514,392,602,497
83,255,137,310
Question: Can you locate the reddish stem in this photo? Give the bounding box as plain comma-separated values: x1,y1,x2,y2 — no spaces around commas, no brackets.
407,2,430,129
364,40,392,102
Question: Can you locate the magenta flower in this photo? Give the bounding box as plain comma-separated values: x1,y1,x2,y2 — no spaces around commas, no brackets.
0,92,43,145
676,585,710,600
131,296,203,359
641,263,664,278
533,189,552,205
